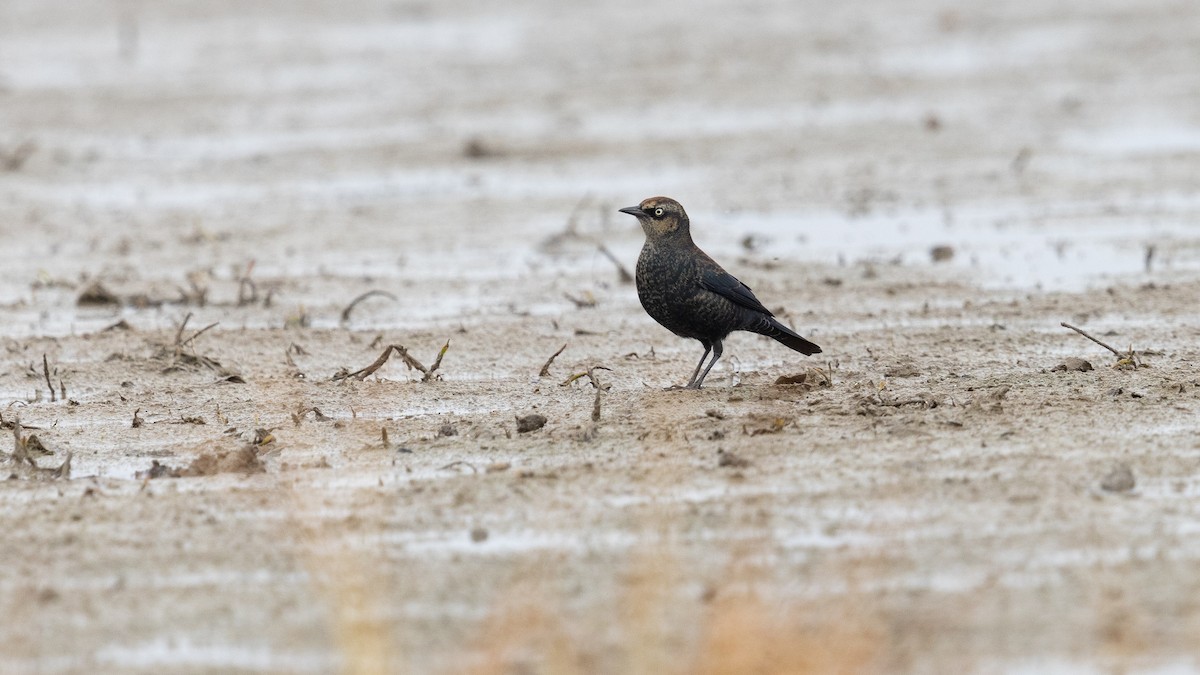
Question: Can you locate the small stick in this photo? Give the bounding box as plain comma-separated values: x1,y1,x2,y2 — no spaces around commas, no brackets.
597,245,634,284
52,453,72,479
334,342,448,382
180,322,219,348
42,355,56,403
341,290,398,324
337,345,399,381
439,460,478,474
392,345,427,374
237,260,258,306
1060,322,1123,358
424,341,450,382
589,367,603,422
174,312,193,348
237,278,258,306
539,344,567,377
12,418,34,466
560,365,611,388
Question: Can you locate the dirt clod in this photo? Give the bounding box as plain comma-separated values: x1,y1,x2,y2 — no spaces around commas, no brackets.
516,414,547,433
77,281,120,306
717,449,751,468
136,460,182,480
1052,358,1094,372
181,446,265,477
1100,464,1136,493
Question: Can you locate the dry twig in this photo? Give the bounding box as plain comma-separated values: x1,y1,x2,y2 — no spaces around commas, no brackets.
42,354,56,403
180,321,219,349
539,344,567,377
340,290,398,324
597,245,634,284
1060,321,1141,368
334,341,450,382
439,460,477,474
172,312,193,357
589,367,604,422
237,260,258,307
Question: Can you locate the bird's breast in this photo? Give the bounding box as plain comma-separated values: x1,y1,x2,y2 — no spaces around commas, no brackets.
635,244,722,338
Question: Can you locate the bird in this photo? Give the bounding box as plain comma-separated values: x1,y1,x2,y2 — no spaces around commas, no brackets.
619,196,821,389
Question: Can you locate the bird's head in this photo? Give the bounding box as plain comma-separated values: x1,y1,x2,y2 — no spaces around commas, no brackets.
619,197,690,240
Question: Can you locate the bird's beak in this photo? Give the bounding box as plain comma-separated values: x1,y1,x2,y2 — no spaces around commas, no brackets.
619,206,646,218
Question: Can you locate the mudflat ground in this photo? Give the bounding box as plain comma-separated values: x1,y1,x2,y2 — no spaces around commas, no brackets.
2,0,1200,672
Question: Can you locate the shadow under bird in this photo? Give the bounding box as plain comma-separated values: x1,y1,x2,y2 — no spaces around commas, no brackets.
620,197,821,389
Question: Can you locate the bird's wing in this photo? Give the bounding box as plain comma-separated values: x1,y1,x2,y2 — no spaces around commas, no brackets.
699,267,774,317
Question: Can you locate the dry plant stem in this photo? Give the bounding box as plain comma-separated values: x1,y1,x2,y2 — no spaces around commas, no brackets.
339,346,397,381
180,322,219,349
12,418,31,465
174,312,193,347
597,245,634,284
336,341,450,382
540,344,568,377
424,341,450,382
560,365,611,388
1059,322,1123,358
42,354,55,403
237,278,258,306
439,460,477,473
340,290,399,324
237,260,258,306
589,367,603,422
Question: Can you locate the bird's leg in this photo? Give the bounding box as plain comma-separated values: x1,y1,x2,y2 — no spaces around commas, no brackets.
689,340,723,389
679,342,711,389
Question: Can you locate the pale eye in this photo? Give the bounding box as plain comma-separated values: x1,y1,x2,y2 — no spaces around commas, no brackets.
654,208,664,217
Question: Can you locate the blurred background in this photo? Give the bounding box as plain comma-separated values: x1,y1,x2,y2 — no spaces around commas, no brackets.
2,0,1198,337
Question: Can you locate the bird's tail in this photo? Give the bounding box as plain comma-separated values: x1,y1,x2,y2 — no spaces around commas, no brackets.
751,316,822,355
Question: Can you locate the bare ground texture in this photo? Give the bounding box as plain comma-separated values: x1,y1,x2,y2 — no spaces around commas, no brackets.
2,0,1200,672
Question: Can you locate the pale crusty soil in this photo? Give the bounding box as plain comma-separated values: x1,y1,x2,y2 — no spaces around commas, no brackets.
2,0,1200,673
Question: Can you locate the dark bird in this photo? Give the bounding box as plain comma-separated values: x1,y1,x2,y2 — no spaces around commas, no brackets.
619,197,821,389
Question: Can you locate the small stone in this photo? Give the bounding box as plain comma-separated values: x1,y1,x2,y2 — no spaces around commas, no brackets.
930,245,954,262
470,527,489,543
774,373,808,386
1052,358,1093,372
1100,464,1135,493
717,449,751,469
438,424,457,437
77,281,120,306
516,414,547,434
